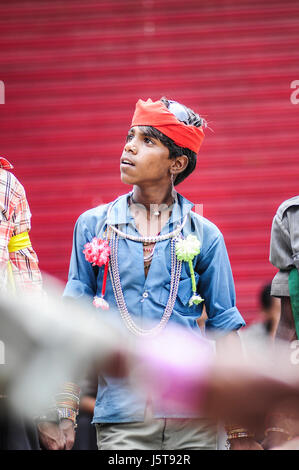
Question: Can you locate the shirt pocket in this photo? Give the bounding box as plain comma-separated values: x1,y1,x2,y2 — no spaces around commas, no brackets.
159,272,200,316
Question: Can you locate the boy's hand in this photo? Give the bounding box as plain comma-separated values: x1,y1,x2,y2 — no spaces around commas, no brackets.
229,437,263,450
37,421,66,450
59,419,76,450
261,432,289,450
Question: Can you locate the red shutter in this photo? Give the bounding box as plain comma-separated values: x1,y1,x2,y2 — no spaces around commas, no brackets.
1,0,298,323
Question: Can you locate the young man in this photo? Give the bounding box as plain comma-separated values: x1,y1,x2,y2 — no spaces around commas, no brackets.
0,156,43,450
64,98,248,450
262,196,299,449
0,157,42,295
0,157,77,450
270,195,299,343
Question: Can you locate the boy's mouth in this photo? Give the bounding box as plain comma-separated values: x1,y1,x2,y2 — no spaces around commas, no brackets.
120,156,135,167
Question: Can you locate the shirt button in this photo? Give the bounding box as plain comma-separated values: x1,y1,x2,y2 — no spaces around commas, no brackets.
142,292,149,298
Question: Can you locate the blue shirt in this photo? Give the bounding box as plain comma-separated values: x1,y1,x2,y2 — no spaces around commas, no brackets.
64,192,245,422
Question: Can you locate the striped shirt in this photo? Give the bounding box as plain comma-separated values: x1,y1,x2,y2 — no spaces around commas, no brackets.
0,158,42,294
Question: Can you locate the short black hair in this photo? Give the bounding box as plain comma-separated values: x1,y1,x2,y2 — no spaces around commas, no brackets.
137,97,206,185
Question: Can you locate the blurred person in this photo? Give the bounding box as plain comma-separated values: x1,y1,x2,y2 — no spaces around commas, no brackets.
262,196,299,449
259,283,281,339
63,97,264,450
238,283,280,444
72,371,98,450
240,283,281,350
3,272,299,451
0,157,77,450
135,325,299,439
0,273,130,451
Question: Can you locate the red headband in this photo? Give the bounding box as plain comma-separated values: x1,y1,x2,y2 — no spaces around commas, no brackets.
131,99,204,154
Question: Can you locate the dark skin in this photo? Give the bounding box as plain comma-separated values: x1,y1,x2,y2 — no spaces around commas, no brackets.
216,332,263,450
120,126,188,210
121,126,188,275
276,297,297,343
121,125,261,450
262,296,299,450
41,131,186,450
38,419,75,450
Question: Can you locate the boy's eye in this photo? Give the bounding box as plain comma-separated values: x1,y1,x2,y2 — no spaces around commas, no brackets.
126,133,134,142
144,137,154,144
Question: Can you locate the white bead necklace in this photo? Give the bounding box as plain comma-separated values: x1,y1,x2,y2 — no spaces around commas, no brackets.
108,229,182,337
105,196,187,336
106,195,187,243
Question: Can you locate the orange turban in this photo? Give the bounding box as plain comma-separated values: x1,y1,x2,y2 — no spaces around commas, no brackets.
131,99,204,154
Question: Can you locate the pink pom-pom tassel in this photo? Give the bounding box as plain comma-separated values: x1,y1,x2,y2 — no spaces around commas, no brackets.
93,296,110,310
83,238,111,267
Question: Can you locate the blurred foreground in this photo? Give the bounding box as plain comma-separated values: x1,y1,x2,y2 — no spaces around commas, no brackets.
1,276,299,448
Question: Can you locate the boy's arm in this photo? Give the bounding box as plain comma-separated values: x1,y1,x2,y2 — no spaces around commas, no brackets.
197,233,245,337
63,214,98,301
54,214,99,449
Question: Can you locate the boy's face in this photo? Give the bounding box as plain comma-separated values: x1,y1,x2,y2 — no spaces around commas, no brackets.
120,126,172,186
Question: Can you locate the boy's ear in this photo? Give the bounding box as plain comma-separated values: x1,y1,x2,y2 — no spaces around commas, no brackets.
170,155,189,176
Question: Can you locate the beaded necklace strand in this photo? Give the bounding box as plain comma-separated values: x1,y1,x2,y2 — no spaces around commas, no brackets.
105,198,187,336
108,229,182,336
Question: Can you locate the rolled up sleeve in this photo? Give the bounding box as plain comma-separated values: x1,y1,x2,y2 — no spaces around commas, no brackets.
197,233,245,337
269,214,292,270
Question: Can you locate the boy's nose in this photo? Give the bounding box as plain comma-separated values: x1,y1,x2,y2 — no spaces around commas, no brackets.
124,140,137,154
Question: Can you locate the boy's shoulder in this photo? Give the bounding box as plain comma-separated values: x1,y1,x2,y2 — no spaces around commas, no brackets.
276,195,299,219
187,211,225,259
189,210,223,239
76,193,128,231
77,202,110,227
177,192,222,239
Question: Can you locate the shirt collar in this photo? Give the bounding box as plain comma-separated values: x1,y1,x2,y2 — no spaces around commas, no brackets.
106,191,194,226
106,193,133,225
0,157,14,170
170,192,194,224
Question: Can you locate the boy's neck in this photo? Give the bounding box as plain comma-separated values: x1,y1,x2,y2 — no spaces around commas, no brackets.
130,184,176,237
132,184,175,209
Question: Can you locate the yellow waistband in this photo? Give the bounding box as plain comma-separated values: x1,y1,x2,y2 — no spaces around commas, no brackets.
8,231,32,253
